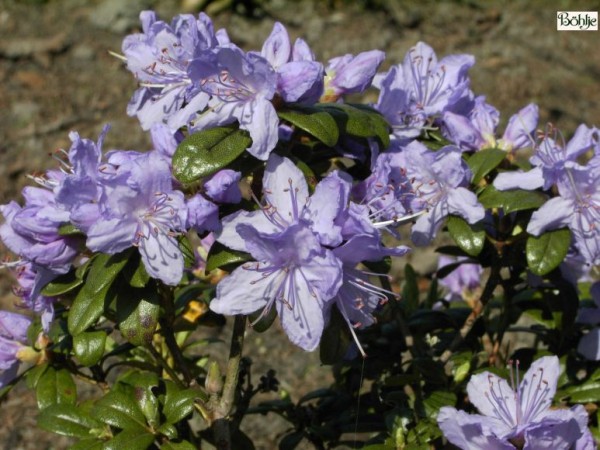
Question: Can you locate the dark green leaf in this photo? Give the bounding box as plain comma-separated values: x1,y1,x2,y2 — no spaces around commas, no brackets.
37,403,102,438
179,234,196,269
319,307,352,365
93,390,147,430
162,441,196,450
423,391,456,418
36,367,77,410
68,250,132,336
122,254,150,288
402,264,419,314
279,431,304,450
467,148,506,184
172,125,252,184
26,363,48,390
116,285,160,346
206,241,251,273
157,423,178,440
41,270,83,297
411,358,447,386
248,303,277,333
278,105,339,147
567,382,600,403
408,310,458,332
526,228,571,276
163,388,198,424
73,331,106,366
447,215,485,257
70,439,105,450
58,223,84,236
321,103,390,148
103,428,155,450
479,185,547,214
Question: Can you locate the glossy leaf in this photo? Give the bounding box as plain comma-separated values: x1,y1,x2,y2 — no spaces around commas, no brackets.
103,428,155,450
172,125,252,184
206,241,251,273
37,403,102,438
68,250,132,336
162,441,196,450
479,185,546,214
321,103,390,148
467,147,506,184
41,270,83,297
447,215,485,257
116,285,160,346
73,331,106,367
122,254,150,289
93,390,147,431
526,228,571,276
319,307,352,365
36,367,77,410
163,388,198,424
423,391,456,418
58,223,84,236
278,105,339,146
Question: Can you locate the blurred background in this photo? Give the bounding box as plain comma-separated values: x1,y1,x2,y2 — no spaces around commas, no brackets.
0,0,599,448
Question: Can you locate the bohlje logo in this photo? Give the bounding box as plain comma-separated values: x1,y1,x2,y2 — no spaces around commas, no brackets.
557,11,598,30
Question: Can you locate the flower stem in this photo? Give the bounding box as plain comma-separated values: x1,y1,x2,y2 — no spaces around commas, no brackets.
213,315,246,450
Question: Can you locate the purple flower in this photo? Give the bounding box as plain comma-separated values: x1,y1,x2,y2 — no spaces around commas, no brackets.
437,255,483,303
189,45,279,160
438,356,592,449
374,41,474,140
86,151,188,285
527,162,600,265
204,169,242,204
403,142,484,245
122,11,220,130
210,155,346,351
322,50,385,102
0,311,32,388
577,282,600,360
442,97,538,153
12,263,57,331
260,22,324,104
495,124,599,191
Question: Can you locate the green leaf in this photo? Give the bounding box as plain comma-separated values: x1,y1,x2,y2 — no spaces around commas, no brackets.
26,362,48,389
122,254,150,288
206,241,251,273
402,264,419,315
526,228,571,276
37,403,102,438
68,250,132,336
319,307,352,365
162,441,196,450
278,105,339,147
479,185,547,214
163,388,198,424
36,367,77,410
172,125,252,184
103,428,155,450
93,390,147,431
116,285,160,346
467,148,506,184
569,383,600,403
423,391,456,418
447,215,485,257
408,310,458,332
41,270,83,297
73,331,107,366
179,234,196,269
70,439,104,450
58,223,84,236
320,103,390,148
248,303,277,333
279,431,304,450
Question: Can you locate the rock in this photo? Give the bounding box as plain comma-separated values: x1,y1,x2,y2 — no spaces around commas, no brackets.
89,0,152,33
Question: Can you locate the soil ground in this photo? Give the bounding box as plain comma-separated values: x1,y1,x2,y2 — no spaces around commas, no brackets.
0,0,599,448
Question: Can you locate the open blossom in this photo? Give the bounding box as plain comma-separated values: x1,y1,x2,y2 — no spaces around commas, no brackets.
527,162,600,265
210,155,346,351
442,97,538,153
438,356,592,449
189,45,279,160
375,41,474,140
86,151,188,285
437,255,483,303
495,124,599,191
122,11,222,130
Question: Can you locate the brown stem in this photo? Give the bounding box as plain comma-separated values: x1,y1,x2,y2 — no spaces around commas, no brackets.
213,315,246,450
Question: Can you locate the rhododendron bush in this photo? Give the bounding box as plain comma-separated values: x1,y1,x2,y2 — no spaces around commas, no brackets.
0,9,598,450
